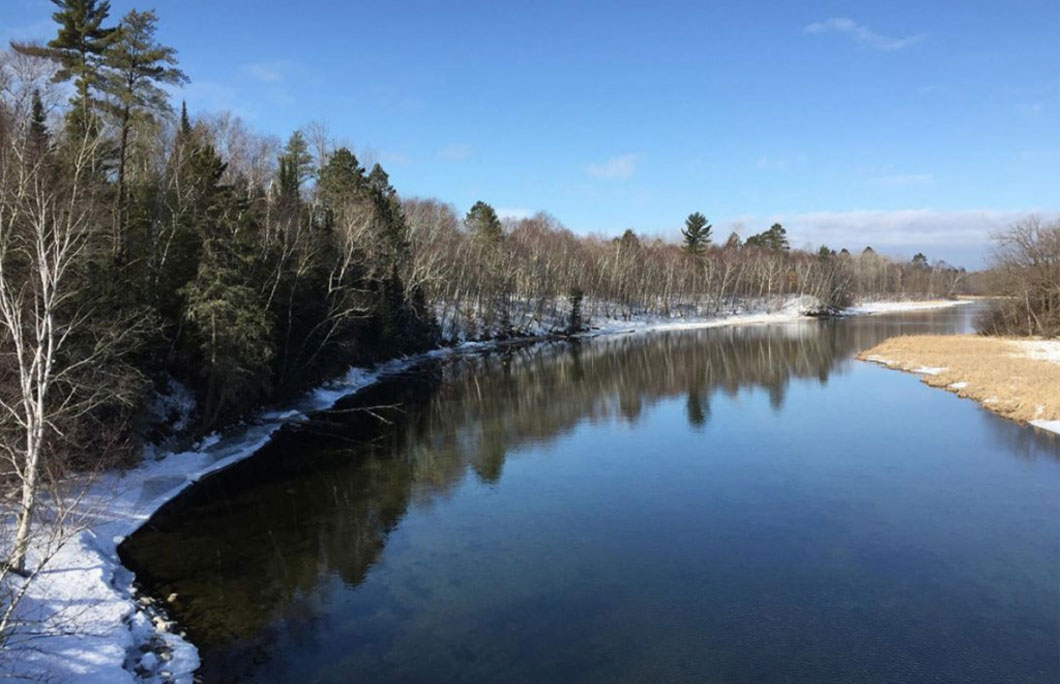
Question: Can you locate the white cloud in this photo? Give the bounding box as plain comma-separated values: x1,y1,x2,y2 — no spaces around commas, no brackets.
804,18,922,51
437,143,473,161
586,154,638,180
497,207,534,220
725,209,1059,264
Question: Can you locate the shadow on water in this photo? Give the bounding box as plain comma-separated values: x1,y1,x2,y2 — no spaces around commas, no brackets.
119,306,1060,683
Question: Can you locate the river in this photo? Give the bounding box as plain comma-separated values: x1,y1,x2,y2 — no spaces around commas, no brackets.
120,306,1060,683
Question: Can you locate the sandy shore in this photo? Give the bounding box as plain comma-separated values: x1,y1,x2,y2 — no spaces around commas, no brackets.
858,335,1060,435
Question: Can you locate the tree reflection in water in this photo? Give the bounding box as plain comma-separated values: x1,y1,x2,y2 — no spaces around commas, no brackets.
119,307,1058,683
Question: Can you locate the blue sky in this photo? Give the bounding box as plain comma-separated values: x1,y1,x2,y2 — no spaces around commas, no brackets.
3,0,1057,267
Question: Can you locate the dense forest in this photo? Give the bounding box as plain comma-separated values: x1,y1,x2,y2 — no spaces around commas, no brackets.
0,2,971,574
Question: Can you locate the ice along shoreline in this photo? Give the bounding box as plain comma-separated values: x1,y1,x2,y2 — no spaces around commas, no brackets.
2,298,973,684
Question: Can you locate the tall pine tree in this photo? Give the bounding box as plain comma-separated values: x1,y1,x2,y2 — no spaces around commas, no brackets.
465,200,503,244
12,0,119,127
681,212,712,256
101,9,187,261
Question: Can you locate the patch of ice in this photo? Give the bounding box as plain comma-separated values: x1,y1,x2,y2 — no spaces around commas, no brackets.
912,366,945,375
948,381,968,389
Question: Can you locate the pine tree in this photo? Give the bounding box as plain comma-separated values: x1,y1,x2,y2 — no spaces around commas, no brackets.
466,200,503,244
317,148,364,204
367,163,411,267
768,223,790,250
746,223,789,251
177,145,273,425
102,9,188,262
28,89,50,156
912,252,928,268
567,287,585,335
681,212,712,256
276,131,314,205
12,0,120,124
178,100,192,140
724,231,742,249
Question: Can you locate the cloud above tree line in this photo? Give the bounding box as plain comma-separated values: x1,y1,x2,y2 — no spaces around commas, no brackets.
724,208,1059,263
803,18,923,51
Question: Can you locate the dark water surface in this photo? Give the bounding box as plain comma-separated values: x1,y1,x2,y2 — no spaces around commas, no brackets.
120,308,1060,684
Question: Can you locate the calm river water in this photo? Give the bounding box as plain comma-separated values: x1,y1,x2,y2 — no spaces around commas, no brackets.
121,307,1060,683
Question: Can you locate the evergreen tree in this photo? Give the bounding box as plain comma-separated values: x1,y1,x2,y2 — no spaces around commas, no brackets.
567,287,585,335
618,228,639,249
724,231,742,249
317,147,364,204
277,131,313,201
177,145,273,425
178,100,192,140
912,252,928,268
12,0,120,124
818,245,836,258
28,89,50,156
367,163,411,267
102,9,188,261
466,200,503,244
367,162,392,195
681,212,712,256
768,223,789,250
746,223,789,251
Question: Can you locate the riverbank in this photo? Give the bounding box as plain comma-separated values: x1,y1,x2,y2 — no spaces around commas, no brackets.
844,298,976,315
1,297,972,684
858,335,1060,435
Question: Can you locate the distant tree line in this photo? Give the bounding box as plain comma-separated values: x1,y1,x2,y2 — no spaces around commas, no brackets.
403,202,966,340
0,1,970,575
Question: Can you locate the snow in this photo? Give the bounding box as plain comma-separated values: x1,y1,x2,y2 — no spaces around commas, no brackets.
1030,420,1060,435
1010,340,1060,366
844,299,972,315
2,356,421,684
580,295,820,338
949,381,968,390
911,366,946,375
0,296,1000,683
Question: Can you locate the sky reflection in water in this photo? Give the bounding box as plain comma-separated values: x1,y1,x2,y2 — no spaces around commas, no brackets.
121,308,1060,684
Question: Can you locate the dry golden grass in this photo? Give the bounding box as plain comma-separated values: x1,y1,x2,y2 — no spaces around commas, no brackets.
858,334,1060,425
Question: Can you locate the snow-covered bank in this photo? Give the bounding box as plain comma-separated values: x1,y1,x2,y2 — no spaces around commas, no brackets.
844,299,972,315
582,296,817,337
0,297,979,683
1,360,419,684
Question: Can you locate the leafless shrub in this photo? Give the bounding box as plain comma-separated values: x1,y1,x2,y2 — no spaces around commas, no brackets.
976,216,1060,337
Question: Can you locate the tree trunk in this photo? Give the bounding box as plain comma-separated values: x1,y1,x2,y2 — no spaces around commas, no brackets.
115,108,130,264
8,427,41,576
